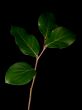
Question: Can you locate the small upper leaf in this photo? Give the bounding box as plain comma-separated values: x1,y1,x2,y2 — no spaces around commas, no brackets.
38,12,56,40
5,62,36,85
45,27,76,48
10,26,40,57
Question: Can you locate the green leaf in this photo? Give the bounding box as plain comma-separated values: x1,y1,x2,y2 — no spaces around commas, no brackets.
5,62,36,85
45,27,76,48
38,12,56,40
10,26,40,57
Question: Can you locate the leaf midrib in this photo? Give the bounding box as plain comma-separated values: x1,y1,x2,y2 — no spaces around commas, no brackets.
13,69,35,74
17,31,37,57
47,35,66,46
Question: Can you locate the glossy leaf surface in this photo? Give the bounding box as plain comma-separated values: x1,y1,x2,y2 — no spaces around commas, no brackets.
11,26,40,57
5,62,36,85
45,27,76,48
38,12,56,40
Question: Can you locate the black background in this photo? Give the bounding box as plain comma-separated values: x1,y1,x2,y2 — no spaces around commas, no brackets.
0,1,81,110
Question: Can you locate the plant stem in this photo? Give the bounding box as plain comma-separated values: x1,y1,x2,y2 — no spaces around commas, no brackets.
27,46,47,110
27,59,38,110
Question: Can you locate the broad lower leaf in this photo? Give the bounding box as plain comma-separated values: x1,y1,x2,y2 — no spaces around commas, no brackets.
5,62,36,85
38,12,56,40
10,26,40,57
45,27,76,48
